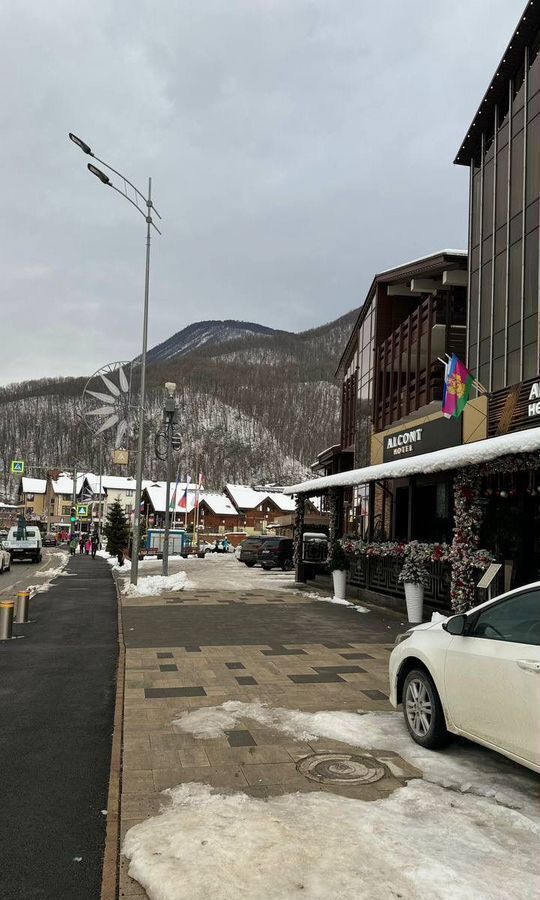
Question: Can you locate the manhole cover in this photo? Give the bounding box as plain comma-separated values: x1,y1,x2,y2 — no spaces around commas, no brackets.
297,752,385,785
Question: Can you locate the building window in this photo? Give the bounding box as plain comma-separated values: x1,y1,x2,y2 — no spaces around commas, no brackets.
125,490,134,497
26,494,35,502
62,505,71,515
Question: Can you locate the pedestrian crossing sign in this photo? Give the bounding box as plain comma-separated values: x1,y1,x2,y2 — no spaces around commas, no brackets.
76,504,89,518
11,460,24,474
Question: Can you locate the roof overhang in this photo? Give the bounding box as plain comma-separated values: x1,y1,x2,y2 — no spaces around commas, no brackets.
455,2,540,165
284,428,540,496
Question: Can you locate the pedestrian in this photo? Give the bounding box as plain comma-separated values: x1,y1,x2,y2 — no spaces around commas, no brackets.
69,535,78,556
85,537,91,555
79,535,84,553
117,549,124,567
91,533,98,559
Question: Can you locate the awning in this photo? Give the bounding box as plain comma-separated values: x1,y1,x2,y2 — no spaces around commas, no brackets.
284,428,540,496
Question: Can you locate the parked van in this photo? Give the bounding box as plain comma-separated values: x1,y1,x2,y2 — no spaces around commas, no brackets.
258,537,294,571
4,525,43,563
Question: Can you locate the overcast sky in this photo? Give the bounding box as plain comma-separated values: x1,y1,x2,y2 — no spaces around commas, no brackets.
0,0,525,385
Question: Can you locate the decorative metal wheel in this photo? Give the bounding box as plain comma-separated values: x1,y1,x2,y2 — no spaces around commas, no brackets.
82,361,137,448
405,678,433,737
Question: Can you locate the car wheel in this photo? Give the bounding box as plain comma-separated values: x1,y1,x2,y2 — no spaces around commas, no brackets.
261,563,272,570
402,668,450,749
281,558,293,571
245,561,255,568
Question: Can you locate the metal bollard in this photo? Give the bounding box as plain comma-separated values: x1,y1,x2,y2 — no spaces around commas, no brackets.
0,601,14,640
15,591,30,625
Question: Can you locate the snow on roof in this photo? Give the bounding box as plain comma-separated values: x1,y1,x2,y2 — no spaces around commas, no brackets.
21,477,46,494
284,429,540,495
101,475,137,491
144,483,198,514
200,492,238,516
267,492,296,512
225,484,269,510
51,473,75,494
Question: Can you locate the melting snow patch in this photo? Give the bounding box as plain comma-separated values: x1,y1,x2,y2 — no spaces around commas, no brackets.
173,702,540,819
122,780,539,900
303,592,369,613
123,572,193,597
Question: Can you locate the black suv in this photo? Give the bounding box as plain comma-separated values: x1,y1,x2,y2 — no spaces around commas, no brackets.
238,536,273,567
258,537,294,571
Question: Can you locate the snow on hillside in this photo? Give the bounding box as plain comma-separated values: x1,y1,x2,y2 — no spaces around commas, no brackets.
146,320,278,364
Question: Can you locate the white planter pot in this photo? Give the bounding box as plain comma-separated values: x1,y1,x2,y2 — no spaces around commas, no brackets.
404,582,424,624
332,569,347,600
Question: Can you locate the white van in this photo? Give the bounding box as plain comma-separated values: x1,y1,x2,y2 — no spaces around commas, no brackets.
4,525,43,563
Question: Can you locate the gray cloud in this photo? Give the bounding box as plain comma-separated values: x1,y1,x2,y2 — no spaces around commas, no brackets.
0,0,523,383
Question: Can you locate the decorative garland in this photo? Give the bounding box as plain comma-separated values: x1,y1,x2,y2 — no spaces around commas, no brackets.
293,495,305,569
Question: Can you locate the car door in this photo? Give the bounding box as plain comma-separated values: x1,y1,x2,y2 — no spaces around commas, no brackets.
444,589,540,767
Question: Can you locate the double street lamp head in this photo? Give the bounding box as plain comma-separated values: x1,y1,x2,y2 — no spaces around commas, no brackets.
88,163,110,185
69,132,93,155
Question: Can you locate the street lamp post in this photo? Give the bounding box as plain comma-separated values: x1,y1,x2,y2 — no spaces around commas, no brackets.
68,133,161,585
162,383,177,577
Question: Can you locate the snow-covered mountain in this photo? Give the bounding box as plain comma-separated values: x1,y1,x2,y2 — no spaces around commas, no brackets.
0,310,358,499
146,320,280,364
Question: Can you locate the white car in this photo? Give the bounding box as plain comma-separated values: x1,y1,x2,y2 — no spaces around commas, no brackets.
389,583,540,773
0,543,11,574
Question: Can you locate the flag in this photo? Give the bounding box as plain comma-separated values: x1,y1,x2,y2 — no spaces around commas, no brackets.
178,474,191,510
194,472,204,509
442,354,474,419
169,475,181,511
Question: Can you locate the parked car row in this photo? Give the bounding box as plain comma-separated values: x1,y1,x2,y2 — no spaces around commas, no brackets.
237,536,294,571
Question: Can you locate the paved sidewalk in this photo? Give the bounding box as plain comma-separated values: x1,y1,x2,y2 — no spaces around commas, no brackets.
0,554,118,900
118,571,408,898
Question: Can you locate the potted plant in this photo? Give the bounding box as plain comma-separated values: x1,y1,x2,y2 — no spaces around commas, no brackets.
328,541,350,600
398,556,430,624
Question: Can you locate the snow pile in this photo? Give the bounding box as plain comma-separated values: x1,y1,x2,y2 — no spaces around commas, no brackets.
303,592,369,613
173,702,540,818
123,571,194,597
27,551,70,594
123,780,539,900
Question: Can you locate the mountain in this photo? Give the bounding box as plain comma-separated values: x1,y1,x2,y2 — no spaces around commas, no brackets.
146,320,281,364
0,309,358,500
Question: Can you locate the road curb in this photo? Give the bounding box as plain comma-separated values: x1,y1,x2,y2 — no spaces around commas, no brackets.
100,571,125,900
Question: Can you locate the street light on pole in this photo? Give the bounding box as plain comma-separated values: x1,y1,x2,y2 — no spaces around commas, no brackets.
162,382,177,577
68,133,161,585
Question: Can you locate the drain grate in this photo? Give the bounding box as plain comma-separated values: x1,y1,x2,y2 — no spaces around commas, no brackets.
297,752,385,785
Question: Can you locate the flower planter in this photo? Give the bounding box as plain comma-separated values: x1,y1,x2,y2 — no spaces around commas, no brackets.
332,569,347,601
404,582,424,624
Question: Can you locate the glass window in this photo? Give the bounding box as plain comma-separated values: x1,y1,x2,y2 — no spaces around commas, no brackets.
472,170,482,248
479,362,490,387
508,241,522,326
514,66,526,111
527,116,540,206
513,106,525,134
493,329,505,357
493,253,507,331
470,590,540,646
482,235,493,265
526,199,539,234
469,272,479,346
524,341,538,380
492,356,505,390
495,224,507,255
479,337,491,365
468,343,478,368
525,230,539,316
529,37,540,99
471,244,480,273
482,159,494,235
524,313,538,344
480,261,492,334
498,120,509,150
507,348,521,384
510,212,522,245
495,144,509,226
508,322,521,352
529,88,540,121
510,130,524,218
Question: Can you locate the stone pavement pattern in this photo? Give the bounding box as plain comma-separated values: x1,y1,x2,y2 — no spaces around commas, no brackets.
118,565,412,898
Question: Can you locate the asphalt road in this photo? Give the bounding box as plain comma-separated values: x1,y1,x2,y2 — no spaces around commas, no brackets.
0,547,67,601
0,553,118,900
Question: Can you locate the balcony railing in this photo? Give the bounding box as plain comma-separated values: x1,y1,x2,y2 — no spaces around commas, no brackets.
375,295,465,431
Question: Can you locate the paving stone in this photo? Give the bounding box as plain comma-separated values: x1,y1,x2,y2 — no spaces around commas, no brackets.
339,652,374,660
157,652,174,659
288,673,345,684
159,664,178,672
362,689,388,701
225,662,245,670
144,686,207,698
225,730,257,747
236,676,257,685
313,665,367,675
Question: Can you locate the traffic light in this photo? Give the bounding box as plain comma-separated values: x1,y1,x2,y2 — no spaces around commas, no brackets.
70,507,77,524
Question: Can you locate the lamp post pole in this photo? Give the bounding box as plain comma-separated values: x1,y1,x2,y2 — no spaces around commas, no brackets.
68,133,161,585
162,383,177,577
131,178,152,584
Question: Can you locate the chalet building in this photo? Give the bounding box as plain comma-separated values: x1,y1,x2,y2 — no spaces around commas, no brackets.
18,477,47,521
141,484,240,534
224,484,297,532
286,2,540,614
198,493,241,532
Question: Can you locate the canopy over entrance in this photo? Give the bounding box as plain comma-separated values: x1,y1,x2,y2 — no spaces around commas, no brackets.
285,428,540,496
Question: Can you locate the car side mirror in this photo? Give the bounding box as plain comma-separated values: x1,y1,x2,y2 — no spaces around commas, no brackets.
443,614,467,636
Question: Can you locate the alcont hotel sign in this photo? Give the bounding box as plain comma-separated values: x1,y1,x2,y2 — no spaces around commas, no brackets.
383,416,462,462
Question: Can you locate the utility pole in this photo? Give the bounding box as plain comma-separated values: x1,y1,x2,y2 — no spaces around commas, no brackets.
162,383,177,576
